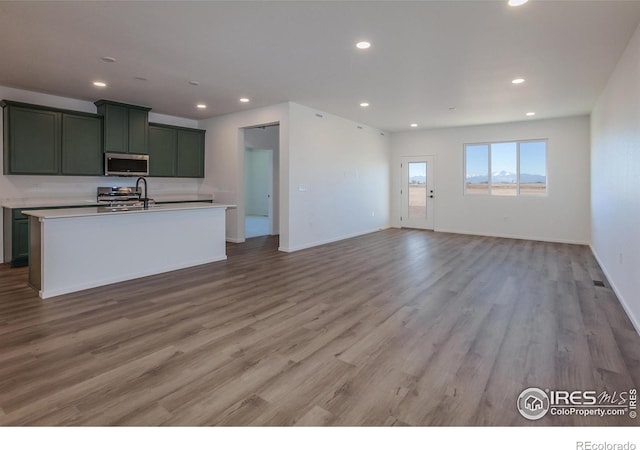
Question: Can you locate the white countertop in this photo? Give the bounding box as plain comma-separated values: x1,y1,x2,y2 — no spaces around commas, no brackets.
1,198,99,208
23,202,235,219
1,194,214,209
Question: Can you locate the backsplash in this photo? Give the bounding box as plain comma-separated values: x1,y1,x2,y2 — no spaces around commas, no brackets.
1,174,202,202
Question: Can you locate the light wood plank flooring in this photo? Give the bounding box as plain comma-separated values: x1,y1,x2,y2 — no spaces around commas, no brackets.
0,229,638,426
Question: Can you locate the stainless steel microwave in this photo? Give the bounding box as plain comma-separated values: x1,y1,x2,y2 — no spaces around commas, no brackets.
104,153,149,177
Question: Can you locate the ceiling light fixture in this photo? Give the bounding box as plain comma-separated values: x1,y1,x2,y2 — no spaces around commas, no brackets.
360,102,369,107
512,78,525,84
197,104,207,109
188,81,200,86
239,97,250,103
508,0,529,6
92,81,107,87
101,56,116,63
356,41,371,50
526,112,536,116
410,123,418,128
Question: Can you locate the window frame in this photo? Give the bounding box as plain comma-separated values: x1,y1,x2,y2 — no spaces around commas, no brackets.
463,138,548,197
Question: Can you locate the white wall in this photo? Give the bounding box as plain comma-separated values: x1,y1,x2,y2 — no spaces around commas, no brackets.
198,103,290,245
245,125,280,233
0,85,202,262
287,103,390,251
591,22,640,333
391,116,591,244
200,102,390,252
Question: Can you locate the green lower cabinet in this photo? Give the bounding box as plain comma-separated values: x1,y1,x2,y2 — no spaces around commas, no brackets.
6,205,100,267
61,113,103,175
12,218,29,267
177,129,205,178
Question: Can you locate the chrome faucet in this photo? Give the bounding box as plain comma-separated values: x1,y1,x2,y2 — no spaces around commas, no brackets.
136,176,149,209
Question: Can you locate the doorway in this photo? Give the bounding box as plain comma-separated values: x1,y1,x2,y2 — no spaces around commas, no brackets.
243,125,279,239
400,156,435,230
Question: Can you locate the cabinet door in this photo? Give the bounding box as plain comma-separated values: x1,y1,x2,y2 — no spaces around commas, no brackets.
148,125,177,177
176,129,205,178
61,114,103,175
128,108,149,154
13,218,29,262
7,107,60,174
102,104,128,153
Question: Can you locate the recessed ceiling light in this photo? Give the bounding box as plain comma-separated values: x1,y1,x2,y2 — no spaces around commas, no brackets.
410,123,418,128
508,0,529,6
196,104,207,109
239,97,250,103
526,112,536,116
356,41,371,50
101,56,116,63
360,102,369,107
134,77,148,82
512,78,525,84
188,81,200,86
448,107,457,111
92,81,107,87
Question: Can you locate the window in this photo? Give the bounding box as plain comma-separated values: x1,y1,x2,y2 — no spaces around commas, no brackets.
464,140,547,196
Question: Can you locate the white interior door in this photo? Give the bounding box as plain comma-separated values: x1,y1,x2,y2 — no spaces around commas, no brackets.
244,148,274,238
400,156,435,230
266,150,274,235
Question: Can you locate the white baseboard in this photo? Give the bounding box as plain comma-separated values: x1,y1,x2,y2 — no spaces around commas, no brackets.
590,245,640,336
279,226,390,253
226,237,244,243
433,227,589,246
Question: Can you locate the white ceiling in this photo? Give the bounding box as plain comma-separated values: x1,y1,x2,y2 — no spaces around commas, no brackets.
1,1,639,132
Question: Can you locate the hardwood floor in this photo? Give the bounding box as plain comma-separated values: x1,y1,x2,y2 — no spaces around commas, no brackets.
0,229,638,426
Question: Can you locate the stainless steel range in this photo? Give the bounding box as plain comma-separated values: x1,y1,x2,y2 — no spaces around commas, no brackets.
96,186,155,212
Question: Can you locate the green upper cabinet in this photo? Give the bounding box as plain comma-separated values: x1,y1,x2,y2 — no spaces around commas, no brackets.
95,100,150,154
2,99,204,178
99,103,128,153
2,101,103,176
148,123,205,178
2,102,60,175
128,108,149,154
148,125,177,177
61,113,103,176
177,129,205,178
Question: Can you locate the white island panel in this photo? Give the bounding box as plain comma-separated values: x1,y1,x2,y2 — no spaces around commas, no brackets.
28,205,228,299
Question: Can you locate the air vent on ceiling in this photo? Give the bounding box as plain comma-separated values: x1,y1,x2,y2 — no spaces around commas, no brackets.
593,280,605,287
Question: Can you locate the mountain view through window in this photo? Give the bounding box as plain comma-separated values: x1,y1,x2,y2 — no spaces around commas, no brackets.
464,140,547,196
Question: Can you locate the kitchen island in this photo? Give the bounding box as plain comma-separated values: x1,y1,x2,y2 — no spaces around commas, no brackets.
2,194,215,267
23,202,233,299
